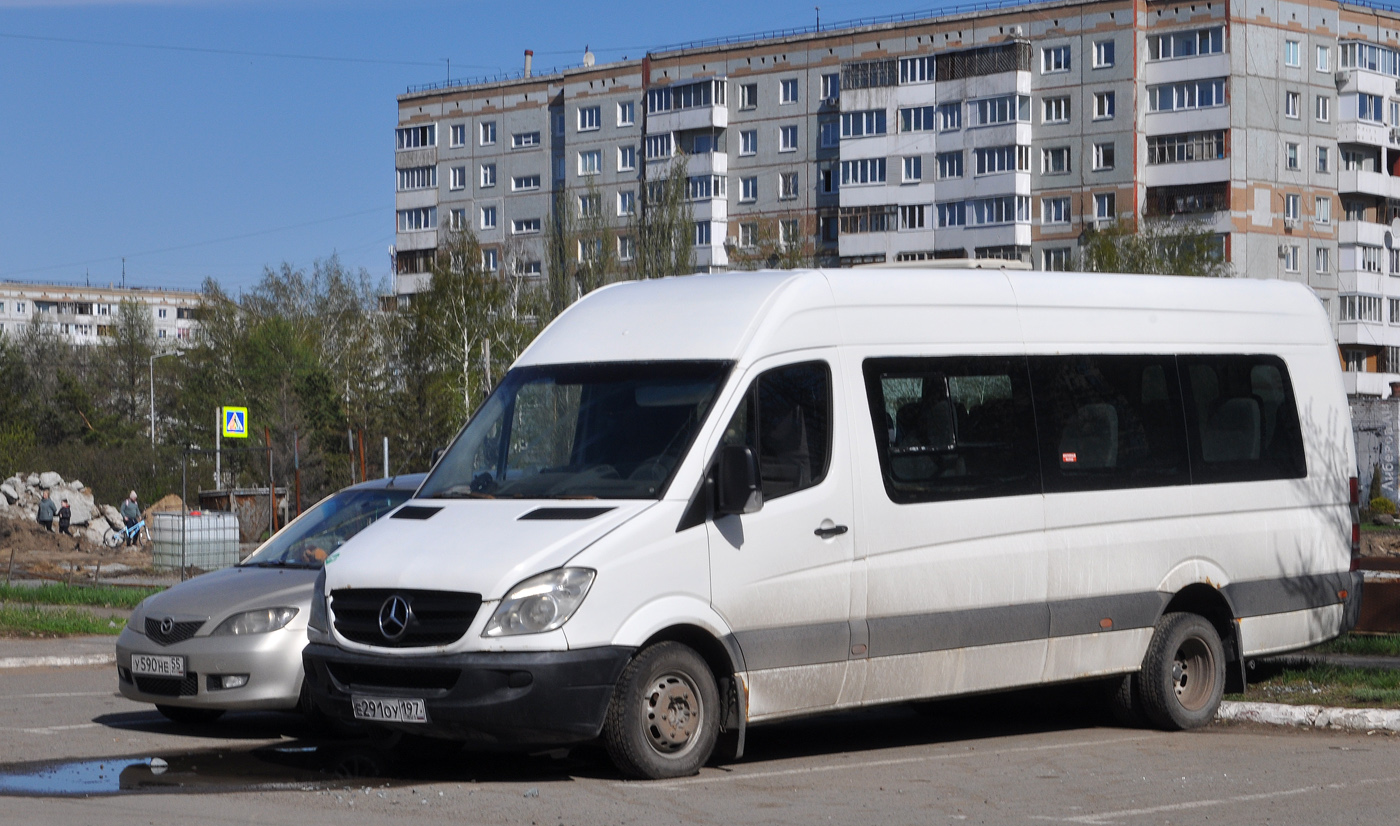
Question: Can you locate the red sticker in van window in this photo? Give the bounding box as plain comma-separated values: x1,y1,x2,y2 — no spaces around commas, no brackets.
1061,452,1078,463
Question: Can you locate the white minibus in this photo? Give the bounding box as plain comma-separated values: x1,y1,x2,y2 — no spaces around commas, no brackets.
304,269,1362,779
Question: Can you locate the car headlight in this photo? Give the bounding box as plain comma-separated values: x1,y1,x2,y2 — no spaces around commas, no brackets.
482,568,596,637
308,569,329,636
211,607,298,636
127,598,149,634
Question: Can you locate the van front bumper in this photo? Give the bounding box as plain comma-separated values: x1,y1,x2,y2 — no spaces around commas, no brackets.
301,642,634,746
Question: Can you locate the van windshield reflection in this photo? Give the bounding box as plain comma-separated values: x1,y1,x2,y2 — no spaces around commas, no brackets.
420,361,731,501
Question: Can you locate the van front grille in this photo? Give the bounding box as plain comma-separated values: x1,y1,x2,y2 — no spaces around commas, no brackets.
331,589,482,647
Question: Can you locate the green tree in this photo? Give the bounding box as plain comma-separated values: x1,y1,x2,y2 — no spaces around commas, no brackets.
632,154,694,279
727,212,815,271
1075,214,1232,277
104,298,156,428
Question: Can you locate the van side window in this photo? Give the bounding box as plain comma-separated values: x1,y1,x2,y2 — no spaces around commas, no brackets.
863,356,1040,503
1180,355,1307,482
1030,355,1190,493
720,361,832,500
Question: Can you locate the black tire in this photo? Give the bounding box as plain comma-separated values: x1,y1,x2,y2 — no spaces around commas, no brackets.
1104,673,1147,728
155,704,225,725
602,642,720,780
1138,612,1226,731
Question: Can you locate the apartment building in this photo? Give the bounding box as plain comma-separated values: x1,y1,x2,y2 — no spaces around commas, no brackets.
394,0,1400,397
0,282,202,344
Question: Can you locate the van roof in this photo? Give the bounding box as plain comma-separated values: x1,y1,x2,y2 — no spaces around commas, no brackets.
515,269,1333,367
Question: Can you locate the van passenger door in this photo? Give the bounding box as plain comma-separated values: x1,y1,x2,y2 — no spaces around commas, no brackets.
706,354,856,720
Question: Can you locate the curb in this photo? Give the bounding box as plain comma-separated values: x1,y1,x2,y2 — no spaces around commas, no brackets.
0,653,115,670
1217,700,1400,733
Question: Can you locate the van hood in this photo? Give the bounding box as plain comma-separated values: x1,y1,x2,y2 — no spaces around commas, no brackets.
320,499,654,600
137,565,318,626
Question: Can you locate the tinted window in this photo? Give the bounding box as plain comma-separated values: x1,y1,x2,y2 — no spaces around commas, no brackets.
240,487,414,568
1030,355,1189,492
1180,355,1307,482
720,362,832,500
864,356,1040,503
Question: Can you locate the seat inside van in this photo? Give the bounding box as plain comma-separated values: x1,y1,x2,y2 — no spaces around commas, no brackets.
1201,397,1262,462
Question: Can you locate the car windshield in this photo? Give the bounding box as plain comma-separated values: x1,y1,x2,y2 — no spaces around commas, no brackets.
420,361,731,501
240,487,416,568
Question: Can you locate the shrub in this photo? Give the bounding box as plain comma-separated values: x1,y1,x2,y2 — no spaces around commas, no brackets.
1371,497,1398,516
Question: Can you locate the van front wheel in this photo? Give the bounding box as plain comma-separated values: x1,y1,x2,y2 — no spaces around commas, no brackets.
1138,612,1226,731
602,642,720,779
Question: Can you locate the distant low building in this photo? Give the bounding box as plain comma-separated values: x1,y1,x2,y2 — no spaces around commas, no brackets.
0,281,202,344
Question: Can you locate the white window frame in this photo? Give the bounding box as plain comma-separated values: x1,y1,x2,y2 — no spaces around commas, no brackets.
617,101,635,127
482,248,498,272
512,131,542,149
1042,45,1071,73
511,174,541,191
820,120,840,148
1317,45,1331,72
740,83,758,109
1042,196,1072,225
902,156,922,183
1316,196,1331,225
821,73,840,100
1043,96,1069,124
480,206,497,230
779,124,798,152
511,218,542,235
1094,192,1116,221
740,176,758,202
618,190,636,216
740,130,758,156
1316,95,1330,122
578,149,602,176
449,166,466,190
1318,146,1330,172
1286,142,1299,170
1285,39,1300,67
618,145,637,172
1042,146,1072,174
450,124,466,147
1282,245,1299,273
1093,142,1115,170
1316,246,1331,274
577,106,601,132
1093,91,1115,120
480,164,496,188
780,78,799,104
1284,193,1301,221
1093,39,1115,68
480,121,496,146
618,235,636,262
936,151,963,180
779,171,799,200
1285,91,1300,119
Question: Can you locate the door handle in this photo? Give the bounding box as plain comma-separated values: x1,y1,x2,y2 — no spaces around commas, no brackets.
814,524,849,539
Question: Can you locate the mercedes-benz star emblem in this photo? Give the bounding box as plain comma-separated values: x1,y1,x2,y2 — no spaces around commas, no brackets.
378,596,412,641
160,617,174,635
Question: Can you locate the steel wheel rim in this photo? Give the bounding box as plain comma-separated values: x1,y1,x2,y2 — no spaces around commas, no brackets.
1172,635,1215,711
642,671,703,758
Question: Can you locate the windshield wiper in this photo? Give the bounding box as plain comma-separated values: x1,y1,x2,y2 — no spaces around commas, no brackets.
245,560,316,569
431,488,496,499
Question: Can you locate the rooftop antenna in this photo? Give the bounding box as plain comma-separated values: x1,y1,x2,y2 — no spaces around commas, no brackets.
445,58,449,84
121,258,126,289
85,268,89,287
815,6,820,30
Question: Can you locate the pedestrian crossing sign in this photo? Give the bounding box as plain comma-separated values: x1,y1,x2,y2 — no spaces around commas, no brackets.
222,407,248,438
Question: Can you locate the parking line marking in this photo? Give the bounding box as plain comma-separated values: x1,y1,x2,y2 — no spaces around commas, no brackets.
3,723,103,735
1029,774,1400,824
636,733,1152,789
0,654,115,669
2,691,112,699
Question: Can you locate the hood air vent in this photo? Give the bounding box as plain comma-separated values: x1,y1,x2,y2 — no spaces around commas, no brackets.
391,506,442,520
518,506,616,521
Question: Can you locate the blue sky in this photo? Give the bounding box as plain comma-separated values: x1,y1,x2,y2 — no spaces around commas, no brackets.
0,0,937,294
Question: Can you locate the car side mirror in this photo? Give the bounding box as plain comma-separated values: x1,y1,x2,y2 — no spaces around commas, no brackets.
430,447,447,467
715,445,763,516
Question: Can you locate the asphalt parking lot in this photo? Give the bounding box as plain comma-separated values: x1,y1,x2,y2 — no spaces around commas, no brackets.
2,662,1398,825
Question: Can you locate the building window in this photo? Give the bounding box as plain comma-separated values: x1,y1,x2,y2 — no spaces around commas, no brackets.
512,131,541,149
938,102,962,131
1285,39,1300,67
1284,193,1300,222
449,124,466,147
397,166,437,191
899,204,927,230
618,235,635,261
617,145,637,172
899,56,935,84
1286,143,1299,170
1318,146,1330,172
1043,247,1071,270
740,83,758,109
937,151,963,180
617,101,635,126
740,176,758,202
1147,26,1224,60
511,174,541,191
1282,245,1299,272
1318,45,1331,72
1093,91,1115,120
480,121,496,145
1284,91,1300,119
396,124,436,149
739,222,758,248
969,195,1031,226
936,202,966,228
482,248,498,271
969,95,1030,126
645,133,673,160
820,164,835,193
553,156,566,180
780,172,799,200
552,112,565,135
1148,78,1227,112
1360,92,1385,123
780,78,799,104
1042,196,1071,225
1093,142,1115,170
1043,146,1072,174
480,164,497,187
1043,96,1069,124
903,156,922,182
780,219,801,248
1316,246,1331,273
577,106,600,132
1341,295,1382,322
1095,192,1116,221
480,206,497,230
158,308,167,319
779,124,798,152
693,222,712,247
821,73,840,100
974,145,1027,175
841,109,888,137
899,105,936,132
1363,245,1383,272
618,190,635,216
397,207,436,231
578,150,602,176
1345,349,1367,371
1392,249,1400,275
1093,40,1115,68
686,175,727,201
512,218,541,235
1316,196,1331,225
841,158,886,185
820,120,840,148
740,130,757,156
444,166,465,190
1392,299,1400,324
1042,45,1071,73
577,239,601,263
578,194,600,218
1316,95,1330,122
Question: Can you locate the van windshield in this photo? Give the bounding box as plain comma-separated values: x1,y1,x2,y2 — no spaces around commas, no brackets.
420,361,731,501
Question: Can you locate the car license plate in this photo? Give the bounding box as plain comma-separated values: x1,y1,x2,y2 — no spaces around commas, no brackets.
351,696,428,723
130,654,185,678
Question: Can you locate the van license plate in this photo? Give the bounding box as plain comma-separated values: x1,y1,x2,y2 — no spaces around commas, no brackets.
131,654,185,677
351,696,428,723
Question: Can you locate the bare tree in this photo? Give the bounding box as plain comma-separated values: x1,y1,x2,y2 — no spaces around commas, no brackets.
632,154,694,279
726,211,816,271
1075,213,1232,277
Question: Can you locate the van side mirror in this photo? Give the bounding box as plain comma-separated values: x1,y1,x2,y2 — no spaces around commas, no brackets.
430,447,447,467
715,445,763,516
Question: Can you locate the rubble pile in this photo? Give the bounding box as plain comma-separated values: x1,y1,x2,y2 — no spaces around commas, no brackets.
0,471,124,547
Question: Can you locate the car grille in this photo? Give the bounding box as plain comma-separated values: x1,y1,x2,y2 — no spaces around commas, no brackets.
331,589,482,648
145,618,205,646
325,662,460,692
135,672,199,697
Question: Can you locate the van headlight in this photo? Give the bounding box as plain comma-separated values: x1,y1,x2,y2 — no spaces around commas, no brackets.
212,607,298,636
482,568,596,637
307,569,329,639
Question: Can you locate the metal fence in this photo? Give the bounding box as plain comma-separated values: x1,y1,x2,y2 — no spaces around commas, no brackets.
151,511,241,573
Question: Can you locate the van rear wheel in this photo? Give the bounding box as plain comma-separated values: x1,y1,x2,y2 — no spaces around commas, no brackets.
1138,612,1225,731
602,642,720,780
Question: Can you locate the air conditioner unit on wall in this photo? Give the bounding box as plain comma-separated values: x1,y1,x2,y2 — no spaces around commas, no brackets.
1278,244,1288,258
1335,70,1351,86
1284,218,1298,230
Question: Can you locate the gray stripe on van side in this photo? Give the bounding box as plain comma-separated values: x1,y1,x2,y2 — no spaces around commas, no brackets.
731,622,851,671
1221,572,1351,618
867,602,1049,659
1048,592,1170,638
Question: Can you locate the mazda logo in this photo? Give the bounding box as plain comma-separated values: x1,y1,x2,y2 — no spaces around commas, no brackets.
378,596,412,641
160,617,174,635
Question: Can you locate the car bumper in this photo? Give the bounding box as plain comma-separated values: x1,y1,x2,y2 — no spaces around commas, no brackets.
115,626,307,711
301,642,634,747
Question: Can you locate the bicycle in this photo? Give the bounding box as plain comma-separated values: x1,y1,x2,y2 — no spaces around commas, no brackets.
104,519,150,549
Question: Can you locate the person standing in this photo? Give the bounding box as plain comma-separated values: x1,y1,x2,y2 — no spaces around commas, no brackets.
120,491,141,546
58,498,72,536
37,490,57,532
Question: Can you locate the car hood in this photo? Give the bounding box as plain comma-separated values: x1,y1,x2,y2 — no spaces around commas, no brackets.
137,566,319,625
321,499,654,600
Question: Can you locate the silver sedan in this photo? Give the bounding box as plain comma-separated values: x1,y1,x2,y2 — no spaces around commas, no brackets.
115,474,424,724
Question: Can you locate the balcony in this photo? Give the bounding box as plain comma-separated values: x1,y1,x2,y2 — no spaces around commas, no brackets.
1145,106,1229,135
1339,168,1400,199
1338,269,1386,295
1340,219,1391,247
1141,52,1231,86
687,151,728,176
1142,158,1230,188
1337,121,1396,149
1144,182,1230,218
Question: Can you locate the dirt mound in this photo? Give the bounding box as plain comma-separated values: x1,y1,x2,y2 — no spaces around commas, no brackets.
142,494,184,522
0,514,153,582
